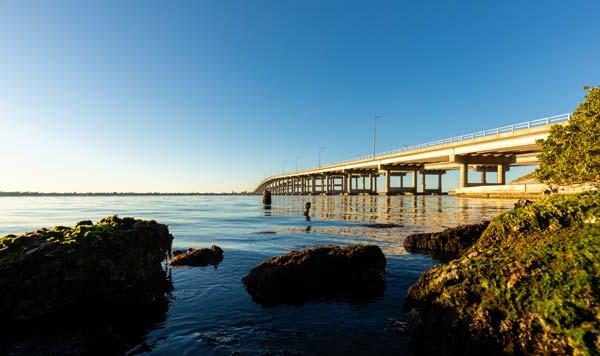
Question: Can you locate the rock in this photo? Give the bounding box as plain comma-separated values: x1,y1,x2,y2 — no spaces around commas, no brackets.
170,245,223,267
75,220,93,226
403,221,489,259
514,199,533,208
242,244,386,303
0,216,173,322
360,223,403,228
172,248,191,257
404,191,600,355
253,231,277,234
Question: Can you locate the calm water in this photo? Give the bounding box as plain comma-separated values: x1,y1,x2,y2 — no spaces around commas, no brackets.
0,195,514,355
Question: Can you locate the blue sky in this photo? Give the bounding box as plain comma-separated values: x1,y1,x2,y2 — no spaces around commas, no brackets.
1,0,598,192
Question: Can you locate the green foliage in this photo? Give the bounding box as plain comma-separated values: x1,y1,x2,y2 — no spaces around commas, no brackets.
406,192,600,354
535,86,600,186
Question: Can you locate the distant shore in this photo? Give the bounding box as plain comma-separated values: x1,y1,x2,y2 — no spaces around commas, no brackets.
0,192,254,197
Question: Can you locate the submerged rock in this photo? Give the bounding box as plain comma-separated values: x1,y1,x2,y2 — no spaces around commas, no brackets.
404,191,600,355
0,216,173,322
242,244,386,303
170,245,223,267
360,223,403,228
403,221,489,259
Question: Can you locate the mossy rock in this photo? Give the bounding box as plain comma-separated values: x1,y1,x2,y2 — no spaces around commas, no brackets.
405,191,600,355
242,244,386,304
0,216,173,321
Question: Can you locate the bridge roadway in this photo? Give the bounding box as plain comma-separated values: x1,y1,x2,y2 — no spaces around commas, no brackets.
254,114,570,195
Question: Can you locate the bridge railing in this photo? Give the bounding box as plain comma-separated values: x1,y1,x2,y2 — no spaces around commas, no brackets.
260,113,571,184
339,113,571,163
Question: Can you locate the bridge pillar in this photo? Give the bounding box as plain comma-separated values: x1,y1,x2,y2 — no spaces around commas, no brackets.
373,174,378,193
497,164,506,185
481,171,487,184
459,163,469,188
438,173,443,194
385,171,391,194
347,173,353,194
412,171,418,192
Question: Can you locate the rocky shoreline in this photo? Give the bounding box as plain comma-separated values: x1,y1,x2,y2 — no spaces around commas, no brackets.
403,191,600,355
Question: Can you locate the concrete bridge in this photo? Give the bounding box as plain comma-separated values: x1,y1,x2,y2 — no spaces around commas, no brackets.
254,114,570,195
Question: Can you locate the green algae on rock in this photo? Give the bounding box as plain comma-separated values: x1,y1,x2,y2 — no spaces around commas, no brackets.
0,216,173,321
404,191,600,355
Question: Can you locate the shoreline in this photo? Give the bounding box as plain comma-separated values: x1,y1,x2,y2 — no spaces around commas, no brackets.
0,192,254,197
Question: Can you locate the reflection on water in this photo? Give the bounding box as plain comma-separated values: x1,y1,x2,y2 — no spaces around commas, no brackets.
0,195,514,355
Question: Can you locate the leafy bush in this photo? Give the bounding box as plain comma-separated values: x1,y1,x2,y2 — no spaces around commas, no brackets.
535,86,600,187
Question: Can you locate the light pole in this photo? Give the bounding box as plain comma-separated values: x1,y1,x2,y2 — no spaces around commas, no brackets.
373,114,383,158
295,155,303,172
318,147,326,168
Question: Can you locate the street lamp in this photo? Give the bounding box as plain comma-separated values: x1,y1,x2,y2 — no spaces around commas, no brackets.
373,114,383,158
318,146,326,168
295,155,303,172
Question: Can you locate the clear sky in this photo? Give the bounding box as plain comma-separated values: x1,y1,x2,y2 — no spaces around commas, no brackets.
1,0,598,193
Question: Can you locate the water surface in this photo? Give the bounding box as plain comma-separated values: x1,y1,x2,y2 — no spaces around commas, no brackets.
0,195,514,355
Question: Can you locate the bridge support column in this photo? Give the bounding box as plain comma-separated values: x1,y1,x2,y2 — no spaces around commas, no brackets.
438,173,443,194
385,171,391,194
373,174,378,193
421,171,426,193
412,171,418,193
497,164,506,185
459,163,469,188
347,173,353,194
481,171,487,184
292,178,296,195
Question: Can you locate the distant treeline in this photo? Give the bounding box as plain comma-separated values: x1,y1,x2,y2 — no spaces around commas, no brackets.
0,191,256,197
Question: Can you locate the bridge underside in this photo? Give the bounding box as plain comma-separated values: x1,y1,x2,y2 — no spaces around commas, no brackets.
259,152,532,196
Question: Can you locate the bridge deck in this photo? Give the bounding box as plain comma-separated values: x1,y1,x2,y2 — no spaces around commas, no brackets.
255,113,569,195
